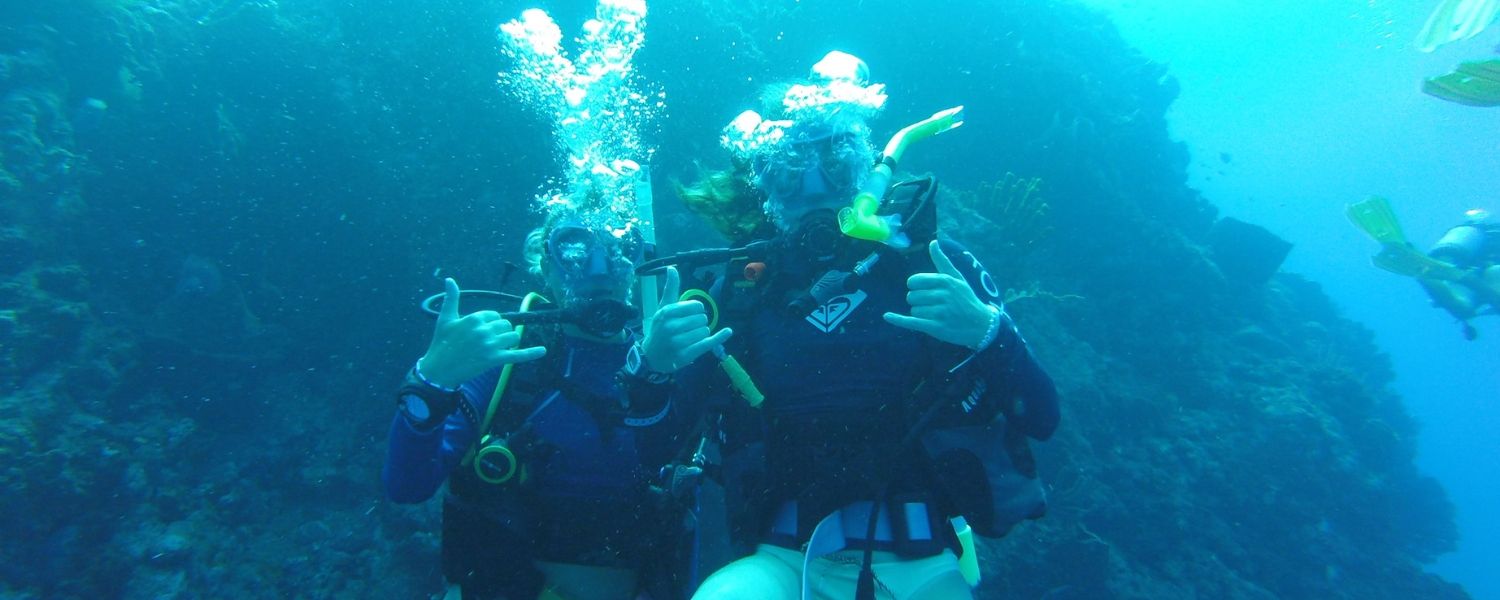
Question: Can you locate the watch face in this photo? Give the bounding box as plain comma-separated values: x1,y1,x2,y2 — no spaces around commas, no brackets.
401,393,431,421
626,343,644,374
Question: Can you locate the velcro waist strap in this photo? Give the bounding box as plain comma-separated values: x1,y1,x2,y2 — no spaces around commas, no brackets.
768,499,940,551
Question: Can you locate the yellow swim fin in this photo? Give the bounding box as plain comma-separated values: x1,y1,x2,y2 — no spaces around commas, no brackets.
1372,243,1470,282
1416,0,1500,53
1423,59,1500,107
1346,196,1410,246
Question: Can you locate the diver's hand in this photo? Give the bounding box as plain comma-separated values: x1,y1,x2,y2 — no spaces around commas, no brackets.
640,267,733,373
884,241,999,350
418,277,546,389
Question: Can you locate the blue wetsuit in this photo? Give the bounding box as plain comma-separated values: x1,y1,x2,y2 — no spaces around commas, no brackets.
383,330,693,598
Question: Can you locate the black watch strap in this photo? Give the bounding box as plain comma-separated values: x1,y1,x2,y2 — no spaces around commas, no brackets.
397,368,468,430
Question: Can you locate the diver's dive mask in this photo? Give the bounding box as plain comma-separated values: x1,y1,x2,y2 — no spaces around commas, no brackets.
545,223,646,278
542,222,642,336
754,132,866,208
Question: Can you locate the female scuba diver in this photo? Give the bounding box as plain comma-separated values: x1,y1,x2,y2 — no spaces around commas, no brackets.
382,214,725,600
635,52,1061,600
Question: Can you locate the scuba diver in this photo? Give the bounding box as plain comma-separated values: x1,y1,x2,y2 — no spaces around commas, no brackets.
1426,210,1500,328
383,3,731,597
629,51,1061,600
1348,197,1500,339
382,215,721,600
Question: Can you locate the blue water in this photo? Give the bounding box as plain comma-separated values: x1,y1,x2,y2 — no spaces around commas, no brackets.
1081,1,1500,596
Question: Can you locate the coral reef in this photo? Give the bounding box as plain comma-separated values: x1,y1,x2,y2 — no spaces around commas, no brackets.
946,171,1052,285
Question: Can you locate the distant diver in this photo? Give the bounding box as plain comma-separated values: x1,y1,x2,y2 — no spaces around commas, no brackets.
1347,196,1500,340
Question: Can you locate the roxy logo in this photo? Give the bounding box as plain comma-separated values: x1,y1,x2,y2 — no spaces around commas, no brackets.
805,290,867,333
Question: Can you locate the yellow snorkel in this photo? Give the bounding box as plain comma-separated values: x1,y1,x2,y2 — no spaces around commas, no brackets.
838,106,965,249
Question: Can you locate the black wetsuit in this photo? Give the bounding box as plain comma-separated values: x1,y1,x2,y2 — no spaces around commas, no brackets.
658,236,1060,549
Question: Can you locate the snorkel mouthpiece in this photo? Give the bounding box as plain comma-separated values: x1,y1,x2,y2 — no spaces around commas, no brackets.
838,106,965,248
838,175,898,246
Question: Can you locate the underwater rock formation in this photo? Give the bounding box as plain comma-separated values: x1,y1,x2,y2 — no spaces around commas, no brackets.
1207,218,1294,286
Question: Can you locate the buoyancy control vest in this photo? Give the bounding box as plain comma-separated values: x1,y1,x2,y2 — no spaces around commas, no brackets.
705,177,1052,543
441,328,691,597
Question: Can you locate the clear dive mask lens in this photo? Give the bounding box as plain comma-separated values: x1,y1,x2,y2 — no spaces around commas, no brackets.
755,134,863,203
545,224,645,277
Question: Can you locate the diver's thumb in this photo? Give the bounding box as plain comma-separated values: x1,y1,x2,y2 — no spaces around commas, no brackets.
662,266,681,307
438,277,461,324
